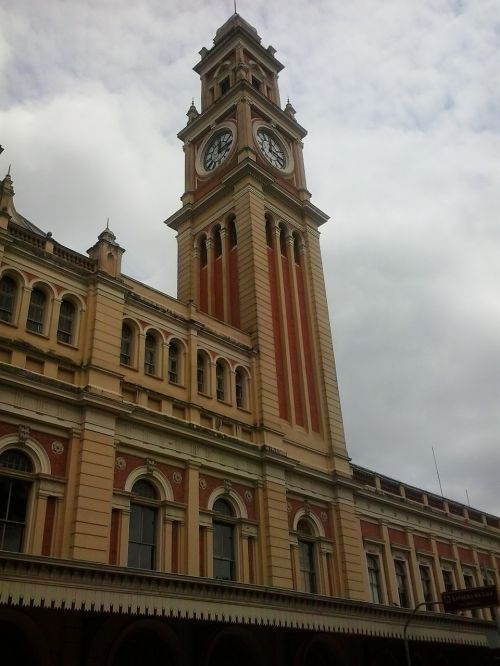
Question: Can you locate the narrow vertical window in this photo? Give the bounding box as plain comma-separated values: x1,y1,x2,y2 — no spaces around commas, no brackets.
197,352,206,393
219,77,230,95
0,450,33,553
442,569,454,593
57,299,75,344
367,554,382,604
0,276,16,323
279,226,287,256
229,218,237,248
128,479,157,570
235,368,244,408
168,342,179,384
120,323,132,365
26,288,46,333
419,564,433,604
394,559,409,608
265,217,273,248
216,360,225,401
200,236,208,268
144,333,156,375
297,519,316,593
213,498,235,581
214,227,222,258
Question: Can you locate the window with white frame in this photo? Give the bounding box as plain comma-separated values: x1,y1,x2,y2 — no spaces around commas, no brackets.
26,288,47,334
0,275,17,323
419,564,433,604
212,498,235,581
366,553,383,604
0,449,33,552
394,558,410,608
297,518,316,593
57,299,75,344
128,479,157,570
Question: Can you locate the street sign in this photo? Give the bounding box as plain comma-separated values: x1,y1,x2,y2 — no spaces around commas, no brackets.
442,584,499,613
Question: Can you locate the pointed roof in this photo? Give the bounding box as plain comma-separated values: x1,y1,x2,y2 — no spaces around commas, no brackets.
194,13,283,74
213,13,261,45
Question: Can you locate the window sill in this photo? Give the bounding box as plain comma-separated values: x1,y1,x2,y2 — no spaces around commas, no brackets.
57,340,78,350
197,390,212,399
0,319,18,328
120,362,138,371
25,329,49,339
144,371,162,380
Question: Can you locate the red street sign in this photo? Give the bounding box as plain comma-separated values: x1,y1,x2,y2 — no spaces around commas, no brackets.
442,584,499,612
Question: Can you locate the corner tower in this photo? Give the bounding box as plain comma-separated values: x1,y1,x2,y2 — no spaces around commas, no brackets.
166,15,349,476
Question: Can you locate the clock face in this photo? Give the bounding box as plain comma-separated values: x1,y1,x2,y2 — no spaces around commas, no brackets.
256,128,286,169
203,130,233,171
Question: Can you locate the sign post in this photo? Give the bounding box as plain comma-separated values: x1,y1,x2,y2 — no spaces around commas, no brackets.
404,585,499,666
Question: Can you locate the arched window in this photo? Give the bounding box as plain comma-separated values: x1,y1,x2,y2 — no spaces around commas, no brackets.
213,498,235,581
0,449,33,553
0,275,17,323
235,367,247,409
120,323,133,365
57,299,75,344
26,288,47,334
297,519,316,593
128,479,157,570
144,333,157,375
168,341,179,384
215,360,227,402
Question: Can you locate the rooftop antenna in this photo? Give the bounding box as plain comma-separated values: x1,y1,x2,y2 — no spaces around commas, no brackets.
465,488,471,507
432,446,444,497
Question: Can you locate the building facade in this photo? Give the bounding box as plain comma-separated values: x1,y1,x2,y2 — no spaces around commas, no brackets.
0,14,499,666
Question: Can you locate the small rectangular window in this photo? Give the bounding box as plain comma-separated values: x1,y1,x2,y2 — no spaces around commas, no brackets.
251,76,261,92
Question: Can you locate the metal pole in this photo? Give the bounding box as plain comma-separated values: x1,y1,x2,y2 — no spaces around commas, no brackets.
403,600,442,666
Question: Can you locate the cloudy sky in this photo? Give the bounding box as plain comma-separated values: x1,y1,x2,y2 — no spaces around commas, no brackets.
1,1,499,514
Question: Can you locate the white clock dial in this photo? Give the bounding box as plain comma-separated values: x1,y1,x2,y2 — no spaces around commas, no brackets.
203,130,233,171
256,128,286,169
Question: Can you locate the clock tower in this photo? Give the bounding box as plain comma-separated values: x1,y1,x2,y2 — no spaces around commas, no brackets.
166,14,350,478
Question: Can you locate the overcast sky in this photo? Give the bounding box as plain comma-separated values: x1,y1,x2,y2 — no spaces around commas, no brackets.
1,1,499,515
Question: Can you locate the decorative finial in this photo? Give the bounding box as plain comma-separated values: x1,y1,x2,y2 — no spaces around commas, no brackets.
234,0,237,14
106,216,110,230
284,99,296,118
186,100,200,124
7,164,11,175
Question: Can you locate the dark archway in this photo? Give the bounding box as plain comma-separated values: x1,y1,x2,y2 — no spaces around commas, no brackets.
0,610,51,666
107,619,185,666
298,634,347,666
206,627,263,666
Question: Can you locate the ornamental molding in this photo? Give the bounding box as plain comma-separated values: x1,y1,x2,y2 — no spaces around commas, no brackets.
0,553,492,648
51,441,64,455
